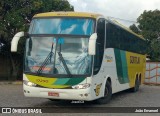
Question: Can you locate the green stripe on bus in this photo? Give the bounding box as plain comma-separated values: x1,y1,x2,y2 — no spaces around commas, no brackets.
53,78,70,85
114,49,129,84
120,51,129,83
114,49,123,84
65,77,85,86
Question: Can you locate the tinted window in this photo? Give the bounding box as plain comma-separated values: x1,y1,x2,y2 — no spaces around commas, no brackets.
106,22,147,54
94,18,105,75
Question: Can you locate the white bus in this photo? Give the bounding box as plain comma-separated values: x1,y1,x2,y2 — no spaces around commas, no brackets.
11,12,146,104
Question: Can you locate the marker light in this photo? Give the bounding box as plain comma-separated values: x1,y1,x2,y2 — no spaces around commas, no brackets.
23,80,37,87
72,83,90,89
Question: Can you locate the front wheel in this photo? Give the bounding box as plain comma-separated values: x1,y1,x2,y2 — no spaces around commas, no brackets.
96,81,112,104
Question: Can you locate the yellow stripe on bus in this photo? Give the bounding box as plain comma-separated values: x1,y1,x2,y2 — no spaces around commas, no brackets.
33,12,101,18
26,75,70,88
126,52,145,87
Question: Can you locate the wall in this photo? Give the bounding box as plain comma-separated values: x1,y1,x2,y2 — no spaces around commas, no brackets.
0,55,11,80
145,62,160,85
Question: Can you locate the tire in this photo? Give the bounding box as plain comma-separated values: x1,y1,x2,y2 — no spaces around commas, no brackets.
96,81,112,104
130,78,140,92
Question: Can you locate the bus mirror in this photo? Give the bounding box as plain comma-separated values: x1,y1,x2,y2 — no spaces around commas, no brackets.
88,33,97,55
11,32,28,52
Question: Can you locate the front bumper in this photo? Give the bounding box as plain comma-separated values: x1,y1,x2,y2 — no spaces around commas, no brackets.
23,84,93,101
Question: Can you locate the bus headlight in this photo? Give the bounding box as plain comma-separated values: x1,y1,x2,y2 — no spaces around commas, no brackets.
23,80,37,87
72,83,90,89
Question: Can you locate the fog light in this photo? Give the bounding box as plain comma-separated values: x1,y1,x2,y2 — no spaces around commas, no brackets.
84,93,88,97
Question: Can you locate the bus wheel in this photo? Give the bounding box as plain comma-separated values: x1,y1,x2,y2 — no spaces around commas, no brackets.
96,81,112,104
130,78,140,92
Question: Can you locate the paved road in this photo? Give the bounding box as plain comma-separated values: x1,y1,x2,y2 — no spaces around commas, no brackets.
0,84,160,107
0,84,160,115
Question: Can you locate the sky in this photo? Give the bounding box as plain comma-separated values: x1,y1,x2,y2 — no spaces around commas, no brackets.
67,0,160,27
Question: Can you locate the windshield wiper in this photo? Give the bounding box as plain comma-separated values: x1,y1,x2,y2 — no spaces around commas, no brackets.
37,43,54,75
57,51,72,77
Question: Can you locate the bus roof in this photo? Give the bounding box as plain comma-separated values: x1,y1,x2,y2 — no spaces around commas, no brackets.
33,12,102,19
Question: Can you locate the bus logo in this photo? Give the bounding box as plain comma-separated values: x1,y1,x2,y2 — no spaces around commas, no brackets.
94,83,102,96
130,56,140,64
2,108,11,113
105,55,113,62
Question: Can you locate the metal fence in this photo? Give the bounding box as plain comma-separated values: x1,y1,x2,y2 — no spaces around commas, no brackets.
145,62,160,85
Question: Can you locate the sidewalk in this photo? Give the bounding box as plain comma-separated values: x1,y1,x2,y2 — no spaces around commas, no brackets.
0,81,22,85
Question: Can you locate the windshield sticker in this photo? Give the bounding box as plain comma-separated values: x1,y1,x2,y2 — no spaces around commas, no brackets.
53,38,56,43
58,38,64,44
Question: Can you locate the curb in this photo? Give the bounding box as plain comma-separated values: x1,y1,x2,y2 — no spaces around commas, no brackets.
0,81,22,85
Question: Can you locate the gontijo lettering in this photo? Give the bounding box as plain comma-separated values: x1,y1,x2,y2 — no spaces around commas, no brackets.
130,56,140,64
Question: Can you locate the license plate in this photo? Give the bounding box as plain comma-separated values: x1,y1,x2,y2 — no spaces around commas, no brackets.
48,92,59,97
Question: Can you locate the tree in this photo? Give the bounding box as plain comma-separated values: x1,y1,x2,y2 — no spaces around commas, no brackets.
129,24,140,34
130,10,160,61
0,0,74,45
0,0,74,80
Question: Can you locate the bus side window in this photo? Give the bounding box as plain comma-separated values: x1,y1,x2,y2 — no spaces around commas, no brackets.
94,18,105,75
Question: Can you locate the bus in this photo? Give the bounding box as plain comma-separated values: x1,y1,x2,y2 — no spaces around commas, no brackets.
11,12,146,104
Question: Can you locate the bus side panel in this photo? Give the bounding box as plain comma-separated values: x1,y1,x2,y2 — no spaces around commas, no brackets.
102,48,145,94
91,48,130,97
103,48,130,93
126,52,146,88
80,48,145,100
89,48,119,99
114,49,145,88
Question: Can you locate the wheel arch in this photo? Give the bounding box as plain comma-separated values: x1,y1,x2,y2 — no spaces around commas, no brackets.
107,77,112,87
96,75,112,104
102,76,112,96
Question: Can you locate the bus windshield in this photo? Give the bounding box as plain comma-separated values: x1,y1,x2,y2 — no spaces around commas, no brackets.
25,18,94,76
29,18,94,35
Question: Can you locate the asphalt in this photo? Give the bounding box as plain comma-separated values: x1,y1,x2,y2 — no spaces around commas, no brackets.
0,81,22,85
0,83,160,116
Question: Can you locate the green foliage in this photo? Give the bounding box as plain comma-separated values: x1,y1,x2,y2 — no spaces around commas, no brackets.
130,10,160,61
129,24,140,34
0,0,74,80
0,0,74,54
0,0,74,53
